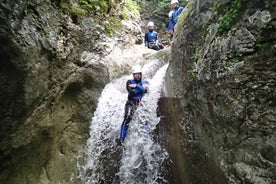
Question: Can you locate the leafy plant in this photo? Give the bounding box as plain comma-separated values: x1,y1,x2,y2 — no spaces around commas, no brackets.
152,1,169,14
232,52,243,62
212,2,221,12
122,0,140,19
53,0,139,35
79,0,108,13
255,42,270,51
191,47,200,61
187,69,197,80
260,23,273,30
217,0,244,35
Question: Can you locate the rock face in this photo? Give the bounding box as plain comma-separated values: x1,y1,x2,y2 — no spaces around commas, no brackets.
1,0,275,183
165,0,275,183
0,0,142,183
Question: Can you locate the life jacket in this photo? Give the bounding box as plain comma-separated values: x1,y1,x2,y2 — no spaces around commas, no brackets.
126,79,148,102
144,30,158,47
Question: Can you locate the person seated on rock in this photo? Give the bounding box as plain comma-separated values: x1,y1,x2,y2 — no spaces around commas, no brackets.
171,0,183,26
144,21,164,51
165,11,175,43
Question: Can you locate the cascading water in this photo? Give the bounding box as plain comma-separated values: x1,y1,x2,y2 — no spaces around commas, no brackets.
78,58,169,184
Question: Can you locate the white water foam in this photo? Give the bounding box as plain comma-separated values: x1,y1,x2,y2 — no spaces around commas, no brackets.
78,61,169,184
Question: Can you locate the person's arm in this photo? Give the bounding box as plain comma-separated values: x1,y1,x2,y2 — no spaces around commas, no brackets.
178,7,183,15
138,80,149,93
144,33,148,47
128,81,148,94
174,7,183,23
126,80,134,93
154,32,159,44
135,83,147,93
142,81,149,93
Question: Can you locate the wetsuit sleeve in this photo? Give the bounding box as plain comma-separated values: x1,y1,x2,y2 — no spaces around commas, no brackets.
142,80,149,93
127,80,149,95
135,84,146,93
136,80,149,93
128,83,146,95
178,7,184,15
126,80,134,93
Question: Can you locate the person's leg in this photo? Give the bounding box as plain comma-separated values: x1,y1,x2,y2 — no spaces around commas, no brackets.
159,44,164,49
119,103,136,140
151,44,160,51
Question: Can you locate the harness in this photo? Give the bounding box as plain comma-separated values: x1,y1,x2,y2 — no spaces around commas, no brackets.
145,31,158,47
126,98,140,106
148,41,157,48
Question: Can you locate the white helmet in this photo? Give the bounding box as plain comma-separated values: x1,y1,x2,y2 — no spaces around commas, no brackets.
147,21,154,27
168,11,174,18
171,0,179,4
131,65,142,74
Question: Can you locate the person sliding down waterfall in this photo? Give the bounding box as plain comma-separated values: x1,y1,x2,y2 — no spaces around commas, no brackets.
116,66,149,146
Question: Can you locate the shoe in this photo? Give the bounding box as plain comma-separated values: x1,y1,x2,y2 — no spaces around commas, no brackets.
115,138,124,146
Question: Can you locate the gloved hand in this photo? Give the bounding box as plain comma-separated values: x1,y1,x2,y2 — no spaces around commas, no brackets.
142,83,149,90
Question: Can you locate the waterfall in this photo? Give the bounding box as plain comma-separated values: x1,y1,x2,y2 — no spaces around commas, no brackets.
78,59,169,184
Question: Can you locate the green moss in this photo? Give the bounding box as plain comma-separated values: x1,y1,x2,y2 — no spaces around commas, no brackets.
260,23,273,31
79,0,108,13
52,0,139,35
232,52,243,62
103,17,122,36
178,3,191,22
187,69,198,80
212,2,221,12
123,0,140,18
201,28,209,37
217,0,244,35
106,0,140,36
191,47,200,62
255,42,270,51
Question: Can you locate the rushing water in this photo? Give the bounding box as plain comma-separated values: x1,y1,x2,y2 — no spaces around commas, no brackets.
78,60,169,184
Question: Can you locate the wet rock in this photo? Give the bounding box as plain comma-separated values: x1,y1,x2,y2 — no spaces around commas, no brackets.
0,0,143,183
165,0,276,183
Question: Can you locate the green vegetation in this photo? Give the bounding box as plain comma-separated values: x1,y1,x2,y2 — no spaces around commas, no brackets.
191,47,200,62
189,47,200,80
122,0,140,19
187,69,197,80
260,22,273,30
58,0,109,15
103,16,122,36
79,0,108,13
255,42,270,51
152,1,170,14
217,0,244,35
52,0,140,35
212,2,221,12
201,28,209,37
232,52,243,62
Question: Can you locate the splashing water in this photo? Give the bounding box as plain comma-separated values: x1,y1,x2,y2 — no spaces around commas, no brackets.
78,61,169,184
